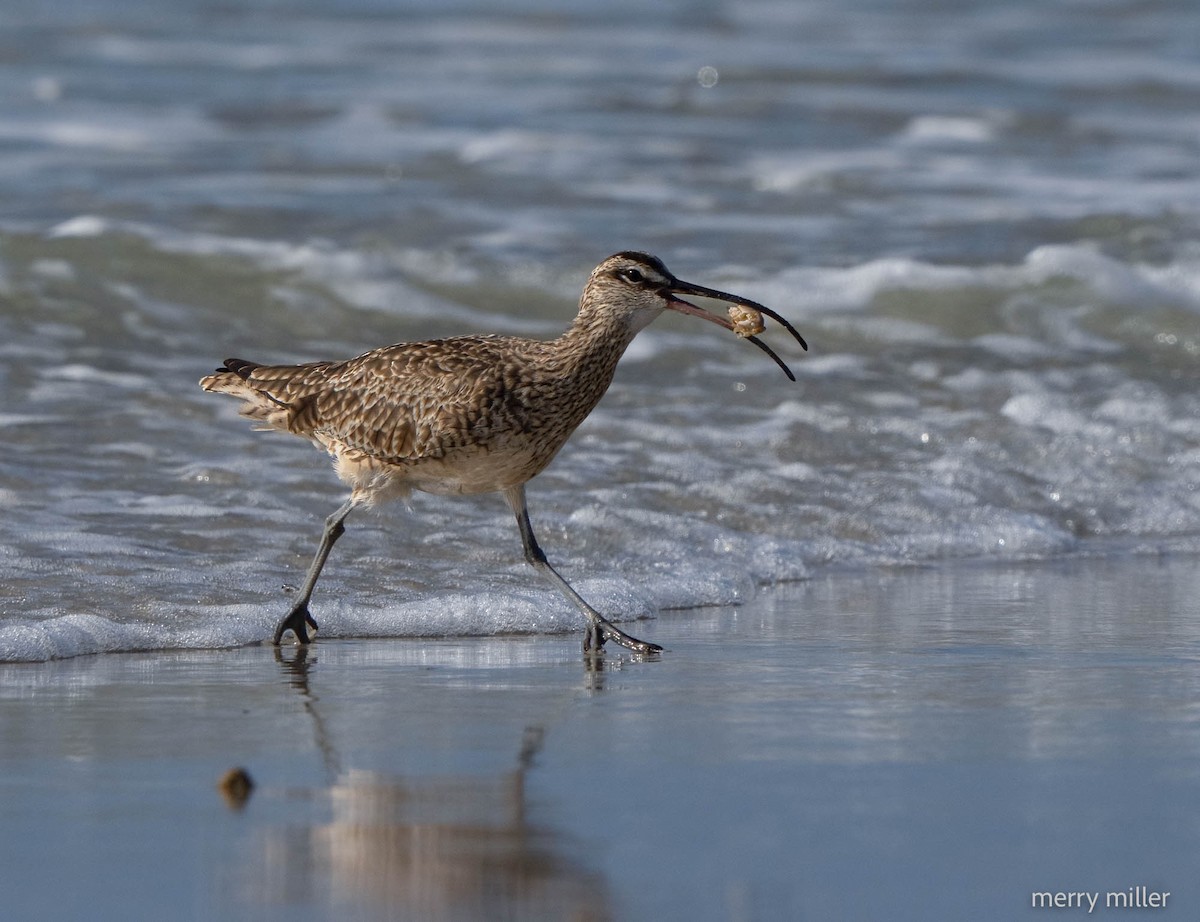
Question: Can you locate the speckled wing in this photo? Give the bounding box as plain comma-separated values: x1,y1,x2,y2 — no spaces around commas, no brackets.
310,340,518,464
204,337,518,465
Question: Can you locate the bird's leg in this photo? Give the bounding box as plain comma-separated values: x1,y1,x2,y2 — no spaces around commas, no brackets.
272,497,357,645
503,486,662,656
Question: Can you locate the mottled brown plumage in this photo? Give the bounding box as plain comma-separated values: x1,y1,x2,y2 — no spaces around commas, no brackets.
200,251,806,654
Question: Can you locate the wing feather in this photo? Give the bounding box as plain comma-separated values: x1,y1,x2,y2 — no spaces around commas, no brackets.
213,338,522,464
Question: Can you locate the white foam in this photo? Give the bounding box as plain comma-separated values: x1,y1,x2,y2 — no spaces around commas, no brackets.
749,149,899,194
48,215,109,238
0,615,159,662
88,34,296,70
741,245,1200,318
37,217,509,333
1001,392,1130,440
0,414,51,427
1095,395,1171,425
900,115,999,144
973,334,1056,361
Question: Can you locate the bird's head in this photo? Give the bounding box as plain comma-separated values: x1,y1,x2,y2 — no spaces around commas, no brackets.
581,251,808,379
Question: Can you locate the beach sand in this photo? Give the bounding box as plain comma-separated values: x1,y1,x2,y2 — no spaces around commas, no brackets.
2,553,1198,921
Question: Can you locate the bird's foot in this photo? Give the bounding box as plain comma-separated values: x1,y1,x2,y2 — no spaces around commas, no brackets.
272,603,319,646
585,616,662,656
583,620,604,654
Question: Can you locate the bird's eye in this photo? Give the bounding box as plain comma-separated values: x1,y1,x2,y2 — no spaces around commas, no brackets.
622,268,644,284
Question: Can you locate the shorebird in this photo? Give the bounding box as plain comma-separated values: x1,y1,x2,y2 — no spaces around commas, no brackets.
200,252,806,654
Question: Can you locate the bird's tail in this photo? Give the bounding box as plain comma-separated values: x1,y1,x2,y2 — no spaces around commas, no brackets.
199,358,317,433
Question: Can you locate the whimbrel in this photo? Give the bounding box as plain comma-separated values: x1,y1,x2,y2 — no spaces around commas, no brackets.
199,252,806,654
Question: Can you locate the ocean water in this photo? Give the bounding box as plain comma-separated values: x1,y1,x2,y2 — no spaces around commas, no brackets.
2,557,1198,921
2,0,1200,660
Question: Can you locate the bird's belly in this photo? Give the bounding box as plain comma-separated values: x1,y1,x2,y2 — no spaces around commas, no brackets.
332,442,555,501
411,447,552,496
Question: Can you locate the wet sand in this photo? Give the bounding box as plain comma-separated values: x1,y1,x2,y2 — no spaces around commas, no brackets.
1,554,1198,921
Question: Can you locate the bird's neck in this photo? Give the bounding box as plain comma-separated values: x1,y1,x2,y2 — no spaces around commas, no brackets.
535,299,660,422
557,300,655,378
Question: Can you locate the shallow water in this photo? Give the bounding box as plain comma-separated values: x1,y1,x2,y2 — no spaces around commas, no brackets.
2,0,1200,658
1,557,1197,920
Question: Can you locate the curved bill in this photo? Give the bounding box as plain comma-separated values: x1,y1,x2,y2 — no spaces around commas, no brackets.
743,335,797,382
663,278,808,381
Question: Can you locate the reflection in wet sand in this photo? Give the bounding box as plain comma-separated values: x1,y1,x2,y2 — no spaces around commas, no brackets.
234,648,611,921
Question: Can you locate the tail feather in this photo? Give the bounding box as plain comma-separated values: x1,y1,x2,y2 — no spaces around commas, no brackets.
221,358,262,381
199,358,304,431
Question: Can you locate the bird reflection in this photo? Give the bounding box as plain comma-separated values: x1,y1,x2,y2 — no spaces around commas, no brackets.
230,646,611,921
